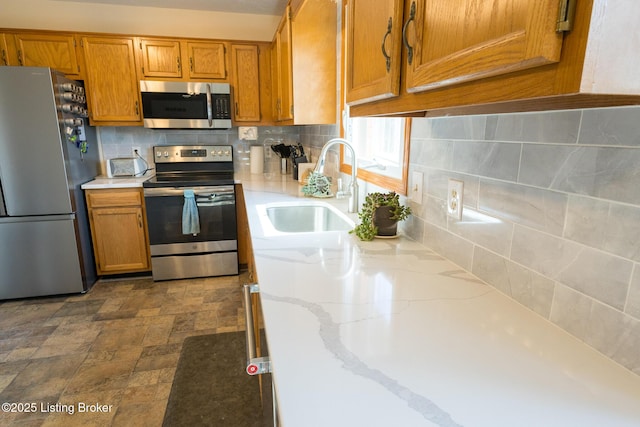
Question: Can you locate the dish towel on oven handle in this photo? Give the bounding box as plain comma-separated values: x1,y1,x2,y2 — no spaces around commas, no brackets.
182,189,200,235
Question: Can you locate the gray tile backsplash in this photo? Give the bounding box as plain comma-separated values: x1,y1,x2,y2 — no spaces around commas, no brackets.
519,144,640,205
452,141,521,181
97,126,301,176
405,106,640,375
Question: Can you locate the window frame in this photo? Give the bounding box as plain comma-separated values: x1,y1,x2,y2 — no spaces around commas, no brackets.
339,117,411,195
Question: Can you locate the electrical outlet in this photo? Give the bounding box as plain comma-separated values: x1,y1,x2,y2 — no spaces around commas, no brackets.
411,171,423,204
447,179,464,220
132,146,141,157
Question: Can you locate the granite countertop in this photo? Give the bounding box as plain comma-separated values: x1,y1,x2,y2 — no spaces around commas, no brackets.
80,174,153,189
240,174,640,427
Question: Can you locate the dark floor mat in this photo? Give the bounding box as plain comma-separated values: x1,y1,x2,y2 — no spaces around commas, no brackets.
163,332,268,427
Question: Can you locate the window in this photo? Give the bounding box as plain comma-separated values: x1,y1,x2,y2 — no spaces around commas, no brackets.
340,115,411,195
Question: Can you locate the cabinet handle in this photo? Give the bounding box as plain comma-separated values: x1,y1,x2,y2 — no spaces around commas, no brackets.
381,17,393,73
137,213,143,228
235,101,239,115
190,57,194,72
135,100,139,115
1,50,7,66
177,56,181,71
402,1,416,65
17,50,24,66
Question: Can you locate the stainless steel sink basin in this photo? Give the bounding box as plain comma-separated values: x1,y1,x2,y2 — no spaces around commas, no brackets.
257,201,354,234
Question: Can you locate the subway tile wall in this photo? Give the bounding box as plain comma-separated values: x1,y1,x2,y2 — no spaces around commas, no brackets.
97,126,300,176
405,106,640,375
96,125,340,178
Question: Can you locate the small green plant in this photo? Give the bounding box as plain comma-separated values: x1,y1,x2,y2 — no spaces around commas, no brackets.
350,191,411,241
301,172,332,197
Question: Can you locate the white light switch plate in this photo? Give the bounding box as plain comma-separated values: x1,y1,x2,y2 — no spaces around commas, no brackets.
238,126,258,140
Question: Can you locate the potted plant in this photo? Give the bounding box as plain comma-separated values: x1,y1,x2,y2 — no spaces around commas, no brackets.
351,191,411,241
301,172,333,197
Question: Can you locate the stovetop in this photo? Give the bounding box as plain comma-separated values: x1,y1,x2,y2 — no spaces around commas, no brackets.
143,173,235,188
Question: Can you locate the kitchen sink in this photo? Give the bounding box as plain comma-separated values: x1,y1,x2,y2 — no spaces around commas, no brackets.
257,201,354,234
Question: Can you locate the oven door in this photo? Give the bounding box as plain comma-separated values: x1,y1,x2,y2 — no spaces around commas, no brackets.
143,185,238,280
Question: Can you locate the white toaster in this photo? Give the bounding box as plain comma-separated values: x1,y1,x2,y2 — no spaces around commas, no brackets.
106,157,146,177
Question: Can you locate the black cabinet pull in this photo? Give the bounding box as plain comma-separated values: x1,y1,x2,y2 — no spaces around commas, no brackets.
381,17,393,72
402,1,416,65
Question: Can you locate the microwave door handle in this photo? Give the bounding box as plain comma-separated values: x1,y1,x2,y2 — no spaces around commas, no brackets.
206,84,213,127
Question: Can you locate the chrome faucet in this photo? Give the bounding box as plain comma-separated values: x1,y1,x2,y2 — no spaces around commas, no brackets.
313,138,359,213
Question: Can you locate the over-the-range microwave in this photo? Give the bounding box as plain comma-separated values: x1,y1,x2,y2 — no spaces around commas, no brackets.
140,80,232,129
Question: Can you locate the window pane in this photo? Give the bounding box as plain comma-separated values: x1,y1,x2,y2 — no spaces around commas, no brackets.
346,116,405,180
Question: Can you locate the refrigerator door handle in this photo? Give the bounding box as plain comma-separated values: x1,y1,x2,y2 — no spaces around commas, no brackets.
243,283,271,376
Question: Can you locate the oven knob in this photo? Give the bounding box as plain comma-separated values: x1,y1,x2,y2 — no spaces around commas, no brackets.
224,150,230,156
163,151,169,157
156,151,162,157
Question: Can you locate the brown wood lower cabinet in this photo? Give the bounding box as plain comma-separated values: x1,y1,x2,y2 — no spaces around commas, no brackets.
235,184,257,282
85,188,151,275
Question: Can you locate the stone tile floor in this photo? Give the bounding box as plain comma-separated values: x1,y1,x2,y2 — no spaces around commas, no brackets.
0,273,248,426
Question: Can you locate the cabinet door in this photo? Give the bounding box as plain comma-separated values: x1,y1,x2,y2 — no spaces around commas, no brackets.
13,33,80,75
81,36,142,124
186,41,227,79
138,38,182,78
346,0,404,105
231,44,261,122
404,0,564,92
89,206,150,274
272,8,293,121
291,0,337,125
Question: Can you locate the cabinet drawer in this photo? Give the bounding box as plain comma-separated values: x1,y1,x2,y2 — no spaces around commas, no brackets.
86,188,142,208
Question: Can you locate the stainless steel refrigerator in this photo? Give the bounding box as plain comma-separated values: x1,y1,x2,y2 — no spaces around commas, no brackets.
0,67,99,300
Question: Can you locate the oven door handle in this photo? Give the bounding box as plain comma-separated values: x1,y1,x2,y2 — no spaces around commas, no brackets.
196,195,235,207
143,186,235,197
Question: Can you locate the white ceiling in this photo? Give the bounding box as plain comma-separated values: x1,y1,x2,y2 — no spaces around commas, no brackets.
54,0,289,16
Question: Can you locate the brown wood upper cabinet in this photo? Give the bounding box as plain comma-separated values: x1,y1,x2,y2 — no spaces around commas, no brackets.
271,7,293,122
186,41,227,80
137,38,228,81
138,38,182,78
3,32,81,76
271,0,337,125
231,44,262,122
81,36,142,125
348,0,640,117
347,0,563,105
405,0,563,93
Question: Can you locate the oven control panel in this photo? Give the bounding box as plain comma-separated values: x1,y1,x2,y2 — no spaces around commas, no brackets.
154,145,233,163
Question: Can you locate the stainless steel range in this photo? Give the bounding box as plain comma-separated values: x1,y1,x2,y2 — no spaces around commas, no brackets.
143,145,238,281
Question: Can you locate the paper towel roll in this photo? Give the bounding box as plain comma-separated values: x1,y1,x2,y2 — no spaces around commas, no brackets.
250,146,264,174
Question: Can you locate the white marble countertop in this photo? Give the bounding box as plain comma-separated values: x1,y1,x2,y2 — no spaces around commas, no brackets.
80,174,153,189
240,174,640,427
